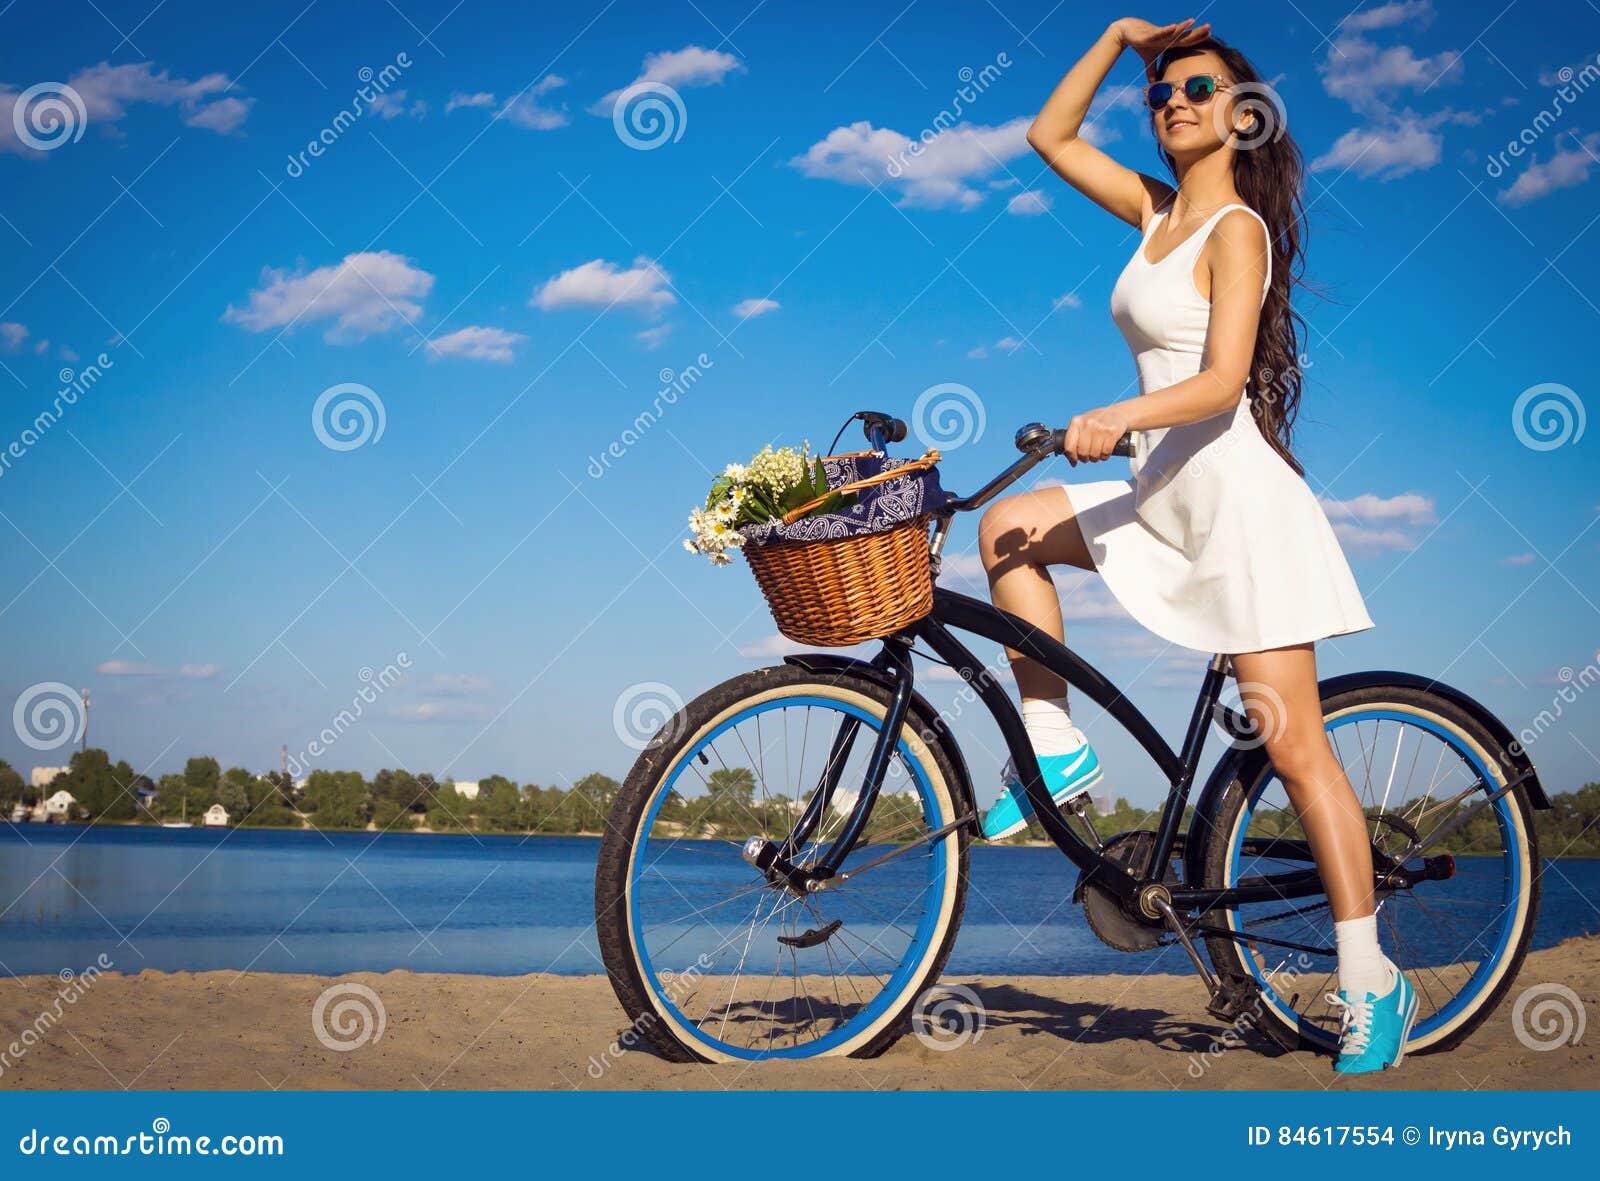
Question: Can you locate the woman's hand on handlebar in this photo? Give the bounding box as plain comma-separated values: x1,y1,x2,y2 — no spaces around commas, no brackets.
1062,405,1132,465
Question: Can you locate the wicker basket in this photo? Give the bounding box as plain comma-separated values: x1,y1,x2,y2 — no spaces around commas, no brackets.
742,452,939,648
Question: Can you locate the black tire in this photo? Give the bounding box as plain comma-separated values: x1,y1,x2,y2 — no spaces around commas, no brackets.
595,664,971,1063
1198,683,1541,1056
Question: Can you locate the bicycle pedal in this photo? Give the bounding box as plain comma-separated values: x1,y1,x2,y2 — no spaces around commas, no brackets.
1205,975,1264,1023
777,918,842,949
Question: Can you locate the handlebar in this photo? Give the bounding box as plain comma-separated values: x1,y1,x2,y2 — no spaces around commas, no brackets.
938,421,1133,516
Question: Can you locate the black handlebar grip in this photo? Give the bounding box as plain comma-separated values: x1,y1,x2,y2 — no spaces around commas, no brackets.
888,418,908,444
1051,429,1136,458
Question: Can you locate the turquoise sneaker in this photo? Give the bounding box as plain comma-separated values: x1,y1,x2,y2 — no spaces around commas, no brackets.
981,744,1103,841
1329,960,1418,1074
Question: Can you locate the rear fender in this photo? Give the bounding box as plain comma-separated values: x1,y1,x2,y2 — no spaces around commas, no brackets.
1182,669,1551,888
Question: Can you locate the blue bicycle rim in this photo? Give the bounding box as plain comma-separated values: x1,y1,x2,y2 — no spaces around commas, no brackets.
628,694,949,1060
1226,707,1523,1047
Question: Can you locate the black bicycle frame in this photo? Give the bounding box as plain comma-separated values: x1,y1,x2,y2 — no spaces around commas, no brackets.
794,586,1331,914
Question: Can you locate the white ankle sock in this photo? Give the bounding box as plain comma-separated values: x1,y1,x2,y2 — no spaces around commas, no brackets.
1021,696,1087,757
1334,914,1389,998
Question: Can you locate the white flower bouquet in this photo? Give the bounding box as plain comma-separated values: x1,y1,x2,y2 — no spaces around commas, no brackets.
684,443,853,565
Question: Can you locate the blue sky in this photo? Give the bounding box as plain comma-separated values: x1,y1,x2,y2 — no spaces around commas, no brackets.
0,0,1596,807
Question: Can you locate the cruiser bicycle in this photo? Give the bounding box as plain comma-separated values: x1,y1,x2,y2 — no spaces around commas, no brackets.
595,411,1547,1063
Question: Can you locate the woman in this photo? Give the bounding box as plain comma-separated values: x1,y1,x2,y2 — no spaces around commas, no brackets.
978,17,1412,1074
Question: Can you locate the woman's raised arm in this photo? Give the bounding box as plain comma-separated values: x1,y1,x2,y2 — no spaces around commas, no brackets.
1028,17,1208,227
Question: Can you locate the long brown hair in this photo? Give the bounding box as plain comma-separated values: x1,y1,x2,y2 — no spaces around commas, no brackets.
1154,37,1308,475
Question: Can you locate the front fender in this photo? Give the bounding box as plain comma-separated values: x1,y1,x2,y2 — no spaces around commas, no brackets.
783,653,982,833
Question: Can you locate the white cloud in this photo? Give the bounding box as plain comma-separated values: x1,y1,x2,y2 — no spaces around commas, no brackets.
1321,490,1435,551
426,673,492,695
222,250,435,342
96,660,221,678
1320,2,1460,111
1007,190,1052,216
738,633,869,659
1501,552,1537,567
995,336,1024,353
2,60,252,154
500,75,568,130
1328,523,1419,551
1054,291,1083,310
369,90,425,120
966,345,988,359
1320,491,1436,524
732,297,779,318
97,660,164,676
389,701,492,723
1310,115,1442,178
532,256,674,315
635,324,673,348
182,95,252,133
446,91,496,113
1501,133,1600,205
791,116,1032,210
594,45,743,112
0,321,28,351
1312,2,1463,181
425,325,526,363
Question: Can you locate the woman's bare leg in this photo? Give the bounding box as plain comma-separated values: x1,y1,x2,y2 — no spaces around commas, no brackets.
1230,645,1374,922
977,488,1094,702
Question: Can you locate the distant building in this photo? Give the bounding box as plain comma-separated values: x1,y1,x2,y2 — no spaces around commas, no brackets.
31,766,69,789
41,790,76,819
203,804,230,828
452,781,480,800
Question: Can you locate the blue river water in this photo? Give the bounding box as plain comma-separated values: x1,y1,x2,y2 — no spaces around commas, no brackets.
0,824,1594,977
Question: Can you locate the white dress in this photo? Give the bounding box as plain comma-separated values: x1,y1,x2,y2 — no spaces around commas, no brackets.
1064,203,1374,655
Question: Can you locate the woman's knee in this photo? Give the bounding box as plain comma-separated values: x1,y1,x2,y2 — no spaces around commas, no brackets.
1262,723,1335,786
979,498,1032,570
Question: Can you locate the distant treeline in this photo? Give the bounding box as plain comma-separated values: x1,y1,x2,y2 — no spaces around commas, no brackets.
0,749,618,835
3,751,1599,855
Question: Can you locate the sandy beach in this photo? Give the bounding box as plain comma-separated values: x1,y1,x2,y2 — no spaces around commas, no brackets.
2,936,1594,1091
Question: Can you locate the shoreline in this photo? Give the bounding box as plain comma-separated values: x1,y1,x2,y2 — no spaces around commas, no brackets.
2,936,1594,1091
17,823,1600,857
